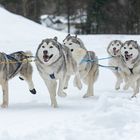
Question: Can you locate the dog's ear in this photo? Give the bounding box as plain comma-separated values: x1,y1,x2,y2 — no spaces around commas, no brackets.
54,36,58,42
67,34,70,38
42,39,45,43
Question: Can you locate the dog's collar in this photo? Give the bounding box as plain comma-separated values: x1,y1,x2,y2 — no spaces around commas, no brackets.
49,73,55,79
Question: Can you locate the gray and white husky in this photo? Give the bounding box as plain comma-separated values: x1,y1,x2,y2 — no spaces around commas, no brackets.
107,40,124,90
0,51,36,108
35,37,80,107
63,34,99,98
120,40,140,97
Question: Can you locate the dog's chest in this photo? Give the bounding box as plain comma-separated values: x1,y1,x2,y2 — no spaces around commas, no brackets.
39,64,63,80
109,58,120,67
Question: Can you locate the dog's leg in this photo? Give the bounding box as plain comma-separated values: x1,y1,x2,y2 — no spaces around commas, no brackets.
64,76,70,89
131,76,140,98
21,75,36,94
1,81,9,108
83,76,94,98
43,77,58,107
20,64,36,94
113,71,123,90
123,73,129,90
73,73,82,90
58,76,67,97
83,66,99,98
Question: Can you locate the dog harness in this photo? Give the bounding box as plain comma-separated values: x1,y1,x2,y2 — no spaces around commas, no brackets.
129,68,133,74
49,73,55,79
6,54,22,79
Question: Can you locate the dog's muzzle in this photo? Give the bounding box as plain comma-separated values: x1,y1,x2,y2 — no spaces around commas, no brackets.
124,53,132,61
43,50,53,62
113,49,119,55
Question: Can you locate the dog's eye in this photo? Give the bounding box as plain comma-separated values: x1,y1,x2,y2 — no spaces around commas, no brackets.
111,44,114,46
117,44,119,46
42,46,45,48
124,47,126,49
71,49,74,52
130,47,132,50
69,43,72,45
50,46,53,48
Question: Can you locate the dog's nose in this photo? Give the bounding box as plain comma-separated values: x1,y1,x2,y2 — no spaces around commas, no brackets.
43,50,48,54
125,51,128,54
113,47,116,50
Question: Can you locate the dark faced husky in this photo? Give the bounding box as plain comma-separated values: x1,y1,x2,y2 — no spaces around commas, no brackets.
120,40,140,97
0,51,36,108
63,34,99,98
35,37,80,107
107,40,124,90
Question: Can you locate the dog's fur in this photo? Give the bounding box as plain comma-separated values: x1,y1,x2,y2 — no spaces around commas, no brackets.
107,40,125,90
63,34,99,98
35,37,80,107
120,40,140,97
0,51,36,108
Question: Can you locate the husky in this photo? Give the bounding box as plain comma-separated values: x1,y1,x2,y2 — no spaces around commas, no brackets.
63,34,99,98
120,40,140,97
107,40,125,90
0,51,36,108
35,37,80,107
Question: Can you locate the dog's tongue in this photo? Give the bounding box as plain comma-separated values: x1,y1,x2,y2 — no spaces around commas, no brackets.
43,55,50,62
125,54,132,61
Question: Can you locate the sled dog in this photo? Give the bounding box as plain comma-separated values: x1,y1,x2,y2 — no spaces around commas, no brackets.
63,34,99,98
107,40,125,90
120,40,140,97
35,37,80,107
0,51,36,108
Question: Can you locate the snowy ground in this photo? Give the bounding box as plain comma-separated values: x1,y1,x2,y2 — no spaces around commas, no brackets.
0,7,140,140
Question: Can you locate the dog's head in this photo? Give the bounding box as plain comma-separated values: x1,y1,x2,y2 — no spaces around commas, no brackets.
63,34,87,63
36,37,61,65
107,40,122,57
120,40,140,62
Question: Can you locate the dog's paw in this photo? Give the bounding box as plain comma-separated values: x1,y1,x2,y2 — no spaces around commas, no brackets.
131,95,137,98
58,92,67,97
1,104,8,108
30,88,36,94
115,86,120,90
83,93,93,98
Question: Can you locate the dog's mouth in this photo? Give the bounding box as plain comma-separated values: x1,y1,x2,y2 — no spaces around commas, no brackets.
43,54,53,62
124,54,133,61
113,49,119,56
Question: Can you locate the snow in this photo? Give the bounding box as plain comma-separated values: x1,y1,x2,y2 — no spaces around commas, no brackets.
0,7,140,140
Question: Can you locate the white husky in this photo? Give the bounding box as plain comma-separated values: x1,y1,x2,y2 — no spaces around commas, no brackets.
35,37,81,107
120,40,140,97
107,40,125,90
63,34,99,98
